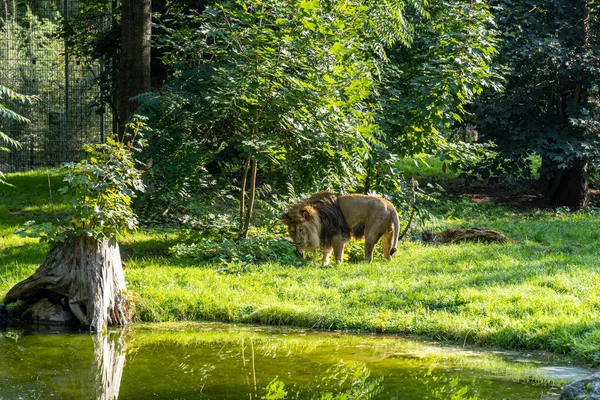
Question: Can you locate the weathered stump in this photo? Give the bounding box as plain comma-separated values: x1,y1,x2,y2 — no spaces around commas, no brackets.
3,235,130,331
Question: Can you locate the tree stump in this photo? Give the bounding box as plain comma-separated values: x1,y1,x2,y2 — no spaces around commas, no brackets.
3,235,130,331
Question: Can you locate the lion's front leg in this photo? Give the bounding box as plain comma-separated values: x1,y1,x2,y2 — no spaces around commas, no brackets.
332,235,347,264
322,247,333,265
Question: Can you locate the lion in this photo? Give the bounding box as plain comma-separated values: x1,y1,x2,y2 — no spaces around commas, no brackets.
282,191,400,264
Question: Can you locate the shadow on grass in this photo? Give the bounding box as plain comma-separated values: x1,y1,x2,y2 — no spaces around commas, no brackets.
121,235,219,269
0,242,49,272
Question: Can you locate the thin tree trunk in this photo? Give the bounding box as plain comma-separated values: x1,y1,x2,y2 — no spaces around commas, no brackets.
239,155,251,233
3,235,130,332
364,157,373,194
240,160,258,239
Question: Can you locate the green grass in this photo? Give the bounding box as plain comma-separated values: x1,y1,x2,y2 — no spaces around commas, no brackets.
395,155,461,184
3,170,600,365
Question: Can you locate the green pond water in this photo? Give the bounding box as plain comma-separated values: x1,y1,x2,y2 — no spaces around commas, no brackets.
0,322,594,399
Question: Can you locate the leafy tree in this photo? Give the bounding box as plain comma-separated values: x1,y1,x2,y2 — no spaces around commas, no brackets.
63,0,216,138
368,0,501,193
472,0,600,208
143,0,425,237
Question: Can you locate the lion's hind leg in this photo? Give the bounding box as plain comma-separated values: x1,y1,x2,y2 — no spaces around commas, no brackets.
364,225,386,263
382,231,393,261
364,241,377,263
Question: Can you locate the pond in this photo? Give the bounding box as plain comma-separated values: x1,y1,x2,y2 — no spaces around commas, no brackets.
0,322,593,399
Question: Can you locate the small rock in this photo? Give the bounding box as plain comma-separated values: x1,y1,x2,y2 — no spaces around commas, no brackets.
21,298,76,326
6,300,28,319
560,373,600,400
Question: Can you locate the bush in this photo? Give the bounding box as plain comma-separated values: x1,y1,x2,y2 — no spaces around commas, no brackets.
16,133,145,243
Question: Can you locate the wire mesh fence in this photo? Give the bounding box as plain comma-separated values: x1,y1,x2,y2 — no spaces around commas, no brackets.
0,0,110,172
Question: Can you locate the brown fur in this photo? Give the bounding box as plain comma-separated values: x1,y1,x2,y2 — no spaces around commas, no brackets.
282,192,400,264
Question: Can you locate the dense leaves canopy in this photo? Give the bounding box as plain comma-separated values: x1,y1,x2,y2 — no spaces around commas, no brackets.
140,0,499,208
473,0,600,189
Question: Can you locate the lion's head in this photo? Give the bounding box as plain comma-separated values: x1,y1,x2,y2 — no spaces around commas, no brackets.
282,205,322,252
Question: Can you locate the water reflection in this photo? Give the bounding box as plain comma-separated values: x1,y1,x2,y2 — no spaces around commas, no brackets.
0,323,591,400
93,330,127,400
262,361,383,399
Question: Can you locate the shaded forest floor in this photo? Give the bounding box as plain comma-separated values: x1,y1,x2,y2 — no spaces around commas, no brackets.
445,181,600,210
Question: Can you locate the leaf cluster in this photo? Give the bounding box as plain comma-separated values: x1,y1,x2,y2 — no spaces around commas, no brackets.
141,0,439,211
17,130,146,242
378,0,501,158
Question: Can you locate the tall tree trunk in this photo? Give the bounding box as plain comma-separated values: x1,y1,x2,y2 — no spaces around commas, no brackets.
544,158,589,209
543,1,591,209
3,235,130,332
118,0,152,142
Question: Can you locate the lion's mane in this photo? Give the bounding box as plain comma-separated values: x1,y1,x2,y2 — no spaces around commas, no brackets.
282,191,350,248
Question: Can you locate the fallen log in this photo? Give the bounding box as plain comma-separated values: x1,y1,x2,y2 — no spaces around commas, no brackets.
422,228,509,244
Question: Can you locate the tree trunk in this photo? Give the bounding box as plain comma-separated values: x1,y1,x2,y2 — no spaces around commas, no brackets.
542,2,591,209
239,155,251,233
118,0,152,142
544,158,589,209
240,160,258,239
364,157,373,194
3,235,130,332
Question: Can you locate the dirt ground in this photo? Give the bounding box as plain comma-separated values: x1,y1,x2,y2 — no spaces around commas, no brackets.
443,180,600,209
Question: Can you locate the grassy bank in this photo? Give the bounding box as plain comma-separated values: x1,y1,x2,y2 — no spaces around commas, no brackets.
3,170,600,365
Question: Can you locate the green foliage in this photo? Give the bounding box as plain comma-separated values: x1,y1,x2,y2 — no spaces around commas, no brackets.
16,129,145,242
363,0,501,191
140,0,435,220
170,236,301,268
145,0,381,195
378,0,501,155
420,366,480,400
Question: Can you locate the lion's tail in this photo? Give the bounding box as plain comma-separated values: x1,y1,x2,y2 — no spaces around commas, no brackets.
390,208,400,257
